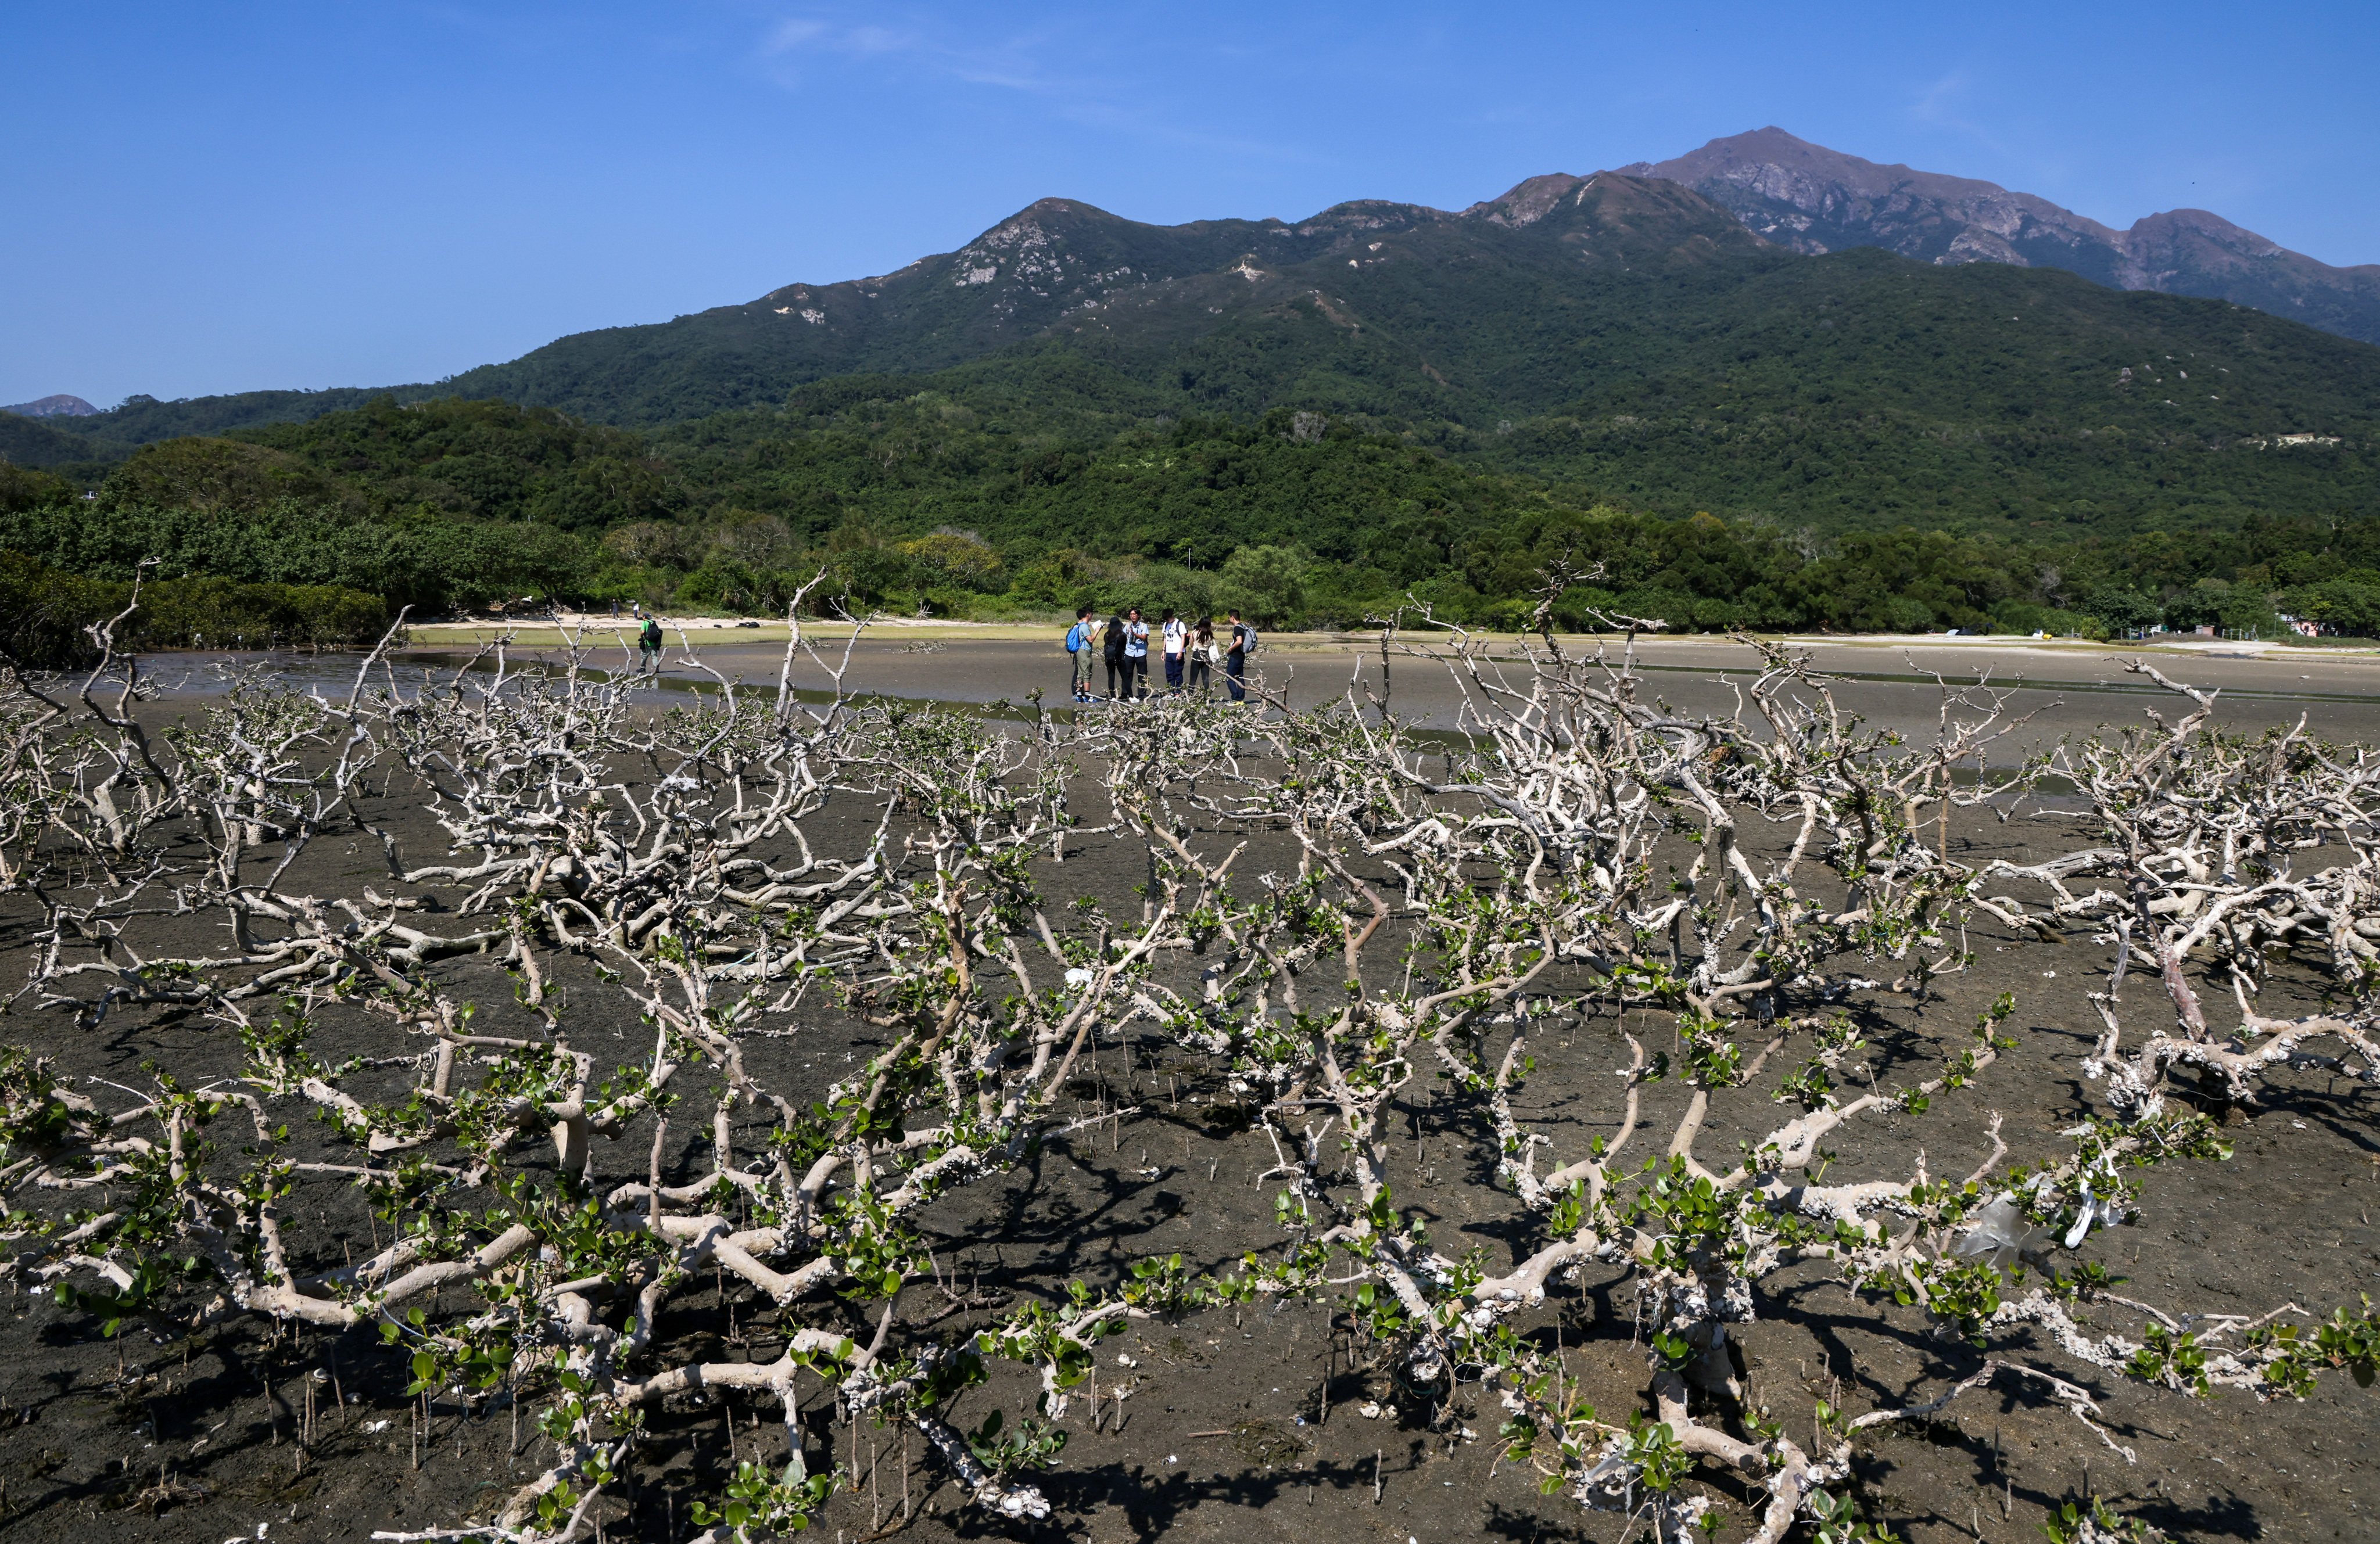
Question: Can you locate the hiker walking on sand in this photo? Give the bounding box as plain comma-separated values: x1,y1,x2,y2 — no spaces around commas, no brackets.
1224,609,1253,702
1122,606,1150,699
637,615,664,676
1188,616,1215,696
1160,608,1187,694
1064,605,1096,702
1102,608,1129,699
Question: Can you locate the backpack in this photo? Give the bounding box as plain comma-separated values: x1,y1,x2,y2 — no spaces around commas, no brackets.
1064,621,1085,654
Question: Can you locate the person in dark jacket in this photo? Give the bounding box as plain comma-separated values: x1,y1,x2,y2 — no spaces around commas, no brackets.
1224,609,1250,702
1121,606,1150,699
1102,611,1129,699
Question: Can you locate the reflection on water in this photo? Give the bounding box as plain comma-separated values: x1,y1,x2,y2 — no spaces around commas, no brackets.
124,649,714,700
129,651,446,698
119,649,1064,719
116,648,1410,740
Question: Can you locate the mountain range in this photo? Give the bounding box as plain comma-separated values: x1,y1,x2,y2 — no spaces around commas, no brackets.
5,129,2377,527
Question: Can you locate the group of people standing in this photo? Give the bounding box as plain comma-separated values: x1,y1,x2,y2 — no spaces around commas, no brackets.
1064,606,1255,703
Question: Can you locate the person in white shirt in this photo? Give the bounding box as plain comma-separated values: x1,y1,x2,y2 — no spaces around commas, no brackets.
1121,606,1151,699
1188,616,1216,696
1160,609,1188,694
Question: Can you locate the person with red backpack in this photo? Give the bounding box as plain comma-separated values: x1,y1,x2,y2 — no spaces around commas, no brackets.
1063,605,1096,702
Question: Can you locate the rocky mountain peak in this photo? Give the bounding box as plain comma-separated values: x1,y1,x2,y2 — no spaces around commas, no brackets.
1464,173,1590,227
2,393,99,418
1623,129,2380,345
1294,199,1443,236
1625,128,2034,208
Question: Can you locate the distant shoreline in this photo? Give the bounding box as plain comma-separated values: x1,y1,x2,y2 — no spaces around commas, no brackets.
393,616,2380,663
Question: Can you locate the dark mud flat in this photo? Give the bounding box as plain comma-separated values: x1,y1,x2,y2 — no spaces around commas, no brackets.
151,633,2380,747
3,691,2378,1544
369,633,2380,773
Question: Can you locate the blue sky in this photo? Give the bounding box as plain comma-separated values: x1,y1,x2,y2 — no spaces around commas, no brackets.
5,1,2375,407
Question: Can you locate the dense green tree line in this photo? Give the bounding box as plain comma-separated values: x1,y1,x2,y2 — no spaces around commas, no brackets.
0,552,389,667
0,494,585,615
5,389,2374,644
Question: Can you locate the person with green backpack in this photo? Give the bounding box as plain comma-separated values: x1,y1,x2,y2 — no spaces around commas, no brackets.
1063,605,1096,702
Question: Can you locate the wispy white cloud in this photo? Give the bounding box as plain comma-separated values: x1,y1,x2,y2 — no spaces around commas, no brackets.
752,9,1046,92
761,18,827,53
1908,67,2112,211
1055,98,1319,165
743,7,1314,163
1908,67,2007,153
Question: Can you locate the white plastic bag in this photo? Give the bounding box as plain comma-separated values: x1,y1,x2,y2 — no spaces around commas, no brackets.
1952,1195,2057,1269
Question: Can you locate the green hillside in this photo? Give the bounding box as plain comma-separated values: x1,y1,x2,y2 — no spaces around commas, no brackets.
352,168,2380,486
426,175,1780,427
80,387,436,453
0,409,107,468
1485,252,2380,536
